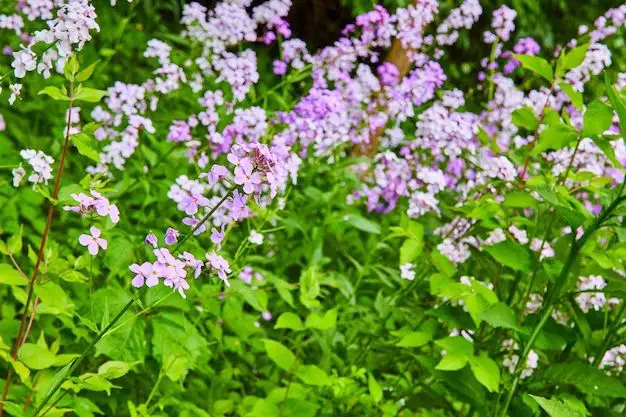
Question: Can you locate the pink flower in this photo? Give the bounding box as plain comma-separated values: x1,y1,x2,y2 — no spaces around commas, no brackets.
183,216,207,236
210,225,225,249
145,233,158,247
201,164,230,185
130,262,159,288
79,226,107,255
164,227,180,245
233,157,262,194
205,251,231,287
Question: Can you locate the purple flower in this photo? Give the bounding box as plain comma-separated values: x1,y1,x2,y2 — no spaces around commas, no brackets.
179,193,210,215
234,157,262,194
164,228,180,245
273,60,287,75
201,164,229,185
211,225,225,249
183,216,207,236
130,262,159,288
262,311,272,321
231,190,250,221
206,251,232,287
78,226,107,256
145,233,158,248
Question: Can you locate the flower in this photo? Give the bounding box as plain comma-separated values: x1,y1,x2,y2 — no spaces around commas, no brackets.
400,263,416,280
12,167,25,187
79,226,108,255
130,262,159,288
206,251,232,287
234,157,262,194
211,226,225,249
248,230,264,245
145,233,158,247
164,227,180,245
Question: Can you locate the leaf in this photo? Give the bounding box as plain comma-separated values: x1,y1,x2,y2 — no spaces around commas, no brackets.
73,87,107,103
591,136,621,169
532,123,578,155
262,339,295,372
305,308,337,330
75,61,99,82
560,43,589,72
469,354,500,393
18,343,57,370
558,82,583,110
346,214,381,234
274,312,304,331
605,73,626,136
484,240,532,272
163,354,189,381
583,99,613,136
511,107,537,131
530,395,585,417
7,225,23,254
514,54,553,82
0,264,27,286
71,133,101,163
282,399,319,417
543,362,626,397
435,354,469,371
479,302,524,332
295,364,330,386
368,373,383,403
38,86,69,101
98,361,135,379
396,331,432,348
400,239,424,264
64,55,79,80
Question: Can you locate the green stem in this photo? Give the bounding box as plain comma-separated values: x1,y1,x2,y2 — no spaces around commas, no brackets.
30,295,138,417
592,301,626,367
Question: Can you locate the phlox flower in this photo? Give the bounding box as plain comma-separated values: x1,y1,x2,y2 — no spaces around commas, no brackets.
79,226,107,255
130,262,160,288
145,233,158,247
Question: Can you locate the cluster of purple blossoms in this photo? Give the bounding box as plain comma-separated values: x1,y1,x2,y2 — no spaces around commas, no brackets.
13,149,54,187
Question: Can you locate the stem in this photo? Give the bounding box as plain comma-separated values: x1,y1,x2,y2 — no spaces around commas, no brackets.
171,186,235,253
0,86,75,417
30,295,138,417
592,302,626,367
29,187,236,416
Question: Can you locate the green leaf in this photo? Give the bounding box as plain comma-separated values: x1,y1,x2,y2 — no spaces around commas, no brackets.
484,240,532,272
274,312,304,331
543,363,626,398
18,343,57,370
396,331,432,348
530,395,585,417
295,364,330,386
163,354,189,381
560,43,589,72
346,214,381,234
282,399,319,417
503,191,538,208
262,339,295,372
7,225,23,254
38,86,69,101
72,133,101,163
368,373,383,403
0,264,27,286
73,86,107,103
98,361,135,379
605,73,626,136
64,55,79,80
75,61,99,83
558,82,583,110
400,239,424,264
511,107,537,131
514,54,553,82
469,354,500,393
435,336,473,358
435,354,469,371
583,99,613,136
479,302,524,332
305,308,337,330
532,123,578,155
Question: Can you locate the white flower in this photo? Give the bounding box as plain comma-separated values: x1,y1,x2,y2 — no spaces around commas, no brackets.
11,49,36,78
8,84,22,105
12,167,25,187
248,230,264,245
400,263,415,280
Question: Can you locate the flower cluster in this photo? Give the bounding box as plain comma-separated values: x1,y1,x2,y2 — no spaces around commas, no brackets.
13,149,55,187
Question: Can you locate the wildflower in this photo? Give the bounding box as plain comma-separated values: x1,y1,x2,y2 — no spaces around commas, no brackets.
234,157,262,194
79,226,108,255
248,230,264,245
400,263,416,280
206,251,232,287
130,262,159,288
164,228,180,245
145,233,158,248
12,167,25,187
211,226,225,249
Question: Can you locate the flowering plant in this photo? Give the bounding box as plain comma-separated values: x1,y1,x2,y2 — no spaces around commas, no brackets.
1,1,626,417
